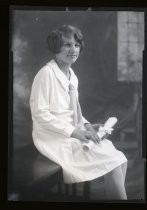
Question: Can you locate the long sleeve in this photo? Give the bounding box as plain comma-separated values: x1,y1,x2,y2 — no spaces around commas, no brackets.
75,88,90,125
30,68,75,137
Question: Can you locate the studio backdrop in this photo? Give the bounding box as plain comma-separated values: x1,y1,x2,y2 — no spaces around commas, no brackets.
8,9,145,201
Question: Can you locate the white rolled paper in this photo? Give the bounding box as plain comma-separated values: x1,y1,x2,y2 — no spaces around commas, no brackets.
97,117,117,139
83,117,118,151
83,141,95,151
103,117,118,129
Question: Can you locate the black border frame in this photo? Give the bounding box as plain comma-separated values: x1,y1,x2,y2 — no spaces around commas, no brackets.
1,0,147,209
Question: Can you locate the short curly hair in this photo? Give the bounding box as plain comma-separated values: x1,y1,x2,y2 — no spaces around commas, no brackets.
47,25,84,54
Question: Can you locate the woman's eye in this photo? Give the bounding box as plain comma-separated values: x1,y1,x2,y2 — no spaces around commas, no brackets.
64,43,71,47
75,44,80,47
63,43,80,48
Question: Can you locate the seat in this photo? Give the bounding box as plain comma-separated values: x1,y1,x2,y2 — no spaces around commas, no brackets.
8,144,91,201
8,144,62,201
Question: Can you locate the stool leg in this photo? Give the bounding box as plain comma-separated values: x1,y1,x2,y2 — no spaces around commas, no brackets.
57,170,63,195
57,180,62,195
72,183,77,196
83,181,90,200
65,184,70,195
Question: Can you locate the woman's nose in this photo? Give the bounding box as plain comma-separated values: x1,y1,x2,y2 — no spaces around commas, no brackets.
70,45,76,52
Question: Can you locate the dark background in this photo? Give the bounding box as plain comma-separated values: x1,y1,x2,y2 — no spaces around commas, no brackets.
11,10,137,146
9,9,145,200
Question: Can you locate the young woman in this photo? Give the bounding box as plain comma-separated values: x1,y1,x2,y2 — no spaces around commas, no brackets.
30,25,128,200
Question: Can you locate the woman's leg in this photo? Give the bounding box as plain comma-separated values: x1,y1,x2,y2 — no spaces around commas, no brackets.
121,162,128,183
104,166,127,200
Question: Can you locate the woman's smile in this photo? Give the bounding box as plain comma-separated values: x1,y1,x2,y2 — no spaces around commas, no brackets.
56,36,80,66
67,54,77,58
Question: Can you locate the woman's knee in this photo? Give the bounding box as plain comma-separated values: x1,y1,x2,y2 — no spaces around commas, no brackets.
105,166,124,180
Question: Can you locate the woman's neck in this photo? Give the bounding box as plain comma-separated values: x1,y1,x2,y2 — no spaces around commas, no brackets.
55,56,70,79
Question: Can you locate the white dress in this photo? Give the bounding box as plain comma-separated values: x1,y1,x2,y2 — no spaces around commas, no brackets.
30,59,127,184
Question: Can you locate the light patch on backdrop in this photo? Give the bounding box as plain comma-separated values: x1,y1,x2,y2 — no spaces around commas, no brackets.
13,33,28,64
13,70,31,110
14,78,30,101
13,32,30,109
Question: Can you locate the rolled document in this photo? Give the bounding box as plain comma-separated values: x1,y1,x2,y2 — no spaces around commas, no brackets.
97,117,118,139
83,117,118,151
83,140,95,151
103,117,118,129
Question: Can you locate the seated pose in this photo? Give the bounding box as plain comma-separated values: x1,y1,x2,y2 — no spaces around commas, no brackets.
30,25,128,200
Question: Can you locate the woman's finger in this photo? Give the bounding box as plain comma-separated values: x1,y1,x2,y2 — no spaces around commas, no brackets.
94,135,101,143
103,133,109,139
85,132,101,143
95,135,101,143
81,137,89,143
91,134,100,144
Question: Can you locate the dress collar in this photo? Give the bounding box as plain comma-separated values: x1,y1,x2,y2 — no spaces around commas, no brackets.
47,59,78,91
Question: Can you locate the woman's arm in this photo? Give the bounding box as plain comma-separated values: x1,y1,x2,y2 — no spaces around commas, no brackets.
30,68,75,137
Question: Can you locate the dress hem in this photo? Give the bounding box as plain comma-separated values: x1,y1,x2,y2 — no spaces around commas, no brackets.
63,159,128,184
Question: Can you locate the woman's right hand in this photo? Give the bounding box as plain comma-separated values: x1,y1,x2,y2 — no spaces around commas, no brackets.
71,128,100,143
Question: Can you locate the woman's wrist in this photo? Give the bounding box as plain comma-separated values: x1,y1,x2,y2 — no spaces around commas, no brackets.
84,123,93,130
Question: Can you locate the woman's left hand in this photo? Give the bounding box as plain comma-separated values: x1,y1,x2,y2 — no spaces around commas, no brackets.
84,123,101,143
85,123,112,142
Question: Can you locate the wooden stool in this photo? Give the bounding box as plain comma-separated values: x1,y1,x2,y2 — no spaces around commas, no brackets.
8,144,62,201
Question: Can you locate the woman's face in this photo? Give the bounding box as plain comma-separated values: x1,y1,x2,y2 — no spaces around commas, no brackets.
56,35,81,66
